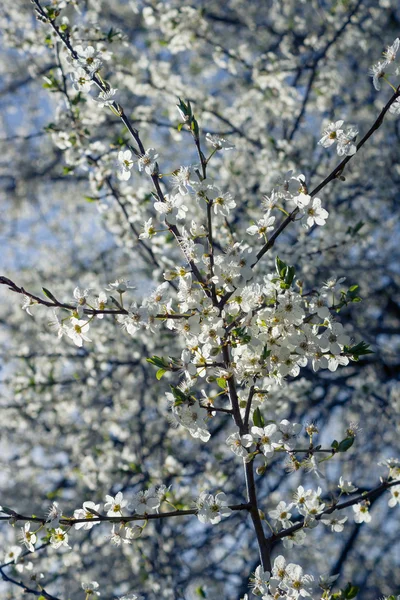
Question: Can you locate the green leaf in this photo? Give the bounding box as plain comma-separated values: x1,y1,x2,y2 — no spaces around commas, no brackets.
253,407,265,428
344,341,373,358
337,437,354,452
146,355,168,369
331,440,339,450
156,368,167,380
275,256,287,277
284,265,296,286
169,385,188,404
195,587,207,598
0,506,14,515
42,288,58,302
343,583,359,599
216,377,227,389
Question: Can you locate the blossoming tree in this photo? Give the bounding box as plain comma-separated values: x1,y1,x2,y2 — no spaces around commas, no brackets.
0,1,399,599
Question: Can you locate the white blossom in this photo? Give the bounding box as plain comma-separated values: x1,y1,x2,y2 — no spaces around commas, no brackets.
195,491,232,524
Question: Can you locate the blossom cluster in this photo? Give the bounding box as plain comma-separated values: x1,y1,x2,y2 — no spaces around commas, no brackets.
318,120,358,157
251,555,313,599
369,38,400,91
4,7,400,597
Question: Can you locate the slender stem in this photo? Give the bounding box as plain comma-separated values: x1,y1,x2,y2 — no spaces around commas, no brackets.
0,504,250,526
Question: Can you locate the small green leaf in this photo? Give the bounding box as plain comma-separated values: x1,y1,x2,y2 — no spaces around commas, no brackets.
42,288,58,302
156,368,167,380
275,256,287,277
146,355,168,369
0,507,14,515
216,377,227,389
338,437,355,452
343,583,359,599
331,440,339,450
284,265,296,286
253,407,265,428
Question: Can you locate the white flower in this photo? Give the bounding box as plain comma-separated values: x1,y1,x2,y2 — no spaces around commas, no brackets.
71,67,93,93
322,276,346,292
139,217,156,239
94,291,108,319
318,573,339,590
388,485,400,508
369,61,388,91
285,563,314,598
195,491,232,524
271,554,287,584
268,501,293,528
383,38,400,63
251,424,280,458
73,286,90,315
171,166,193,194
247,213,275,238
75,45,103,74
277,420,302,450
320,512,347,532
4,545,22,564
308,293,330,319
19,523,36,553
251,565,271,595
106,279,134,293
213,192,236,216
109,524,131,546
303,455,326,479
304,197,328,228
337,127,358,156
104,492,128,516
319,322,350,354
282,528,306,549
66,317,91,347
319,120,344,148
138,148,158,174
226,432,253,457
50,528,70,550
49,310,67,339
205,133,235,150
74,501,101,530
93,88,117,108
130,488,160,515
338,477,358,494
117,150,134,181
21,295,36,316
46,502,62,527
82,581,101,596
293,193,311,210
154,193,188,224
353,502,371,523
125,525,143,540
